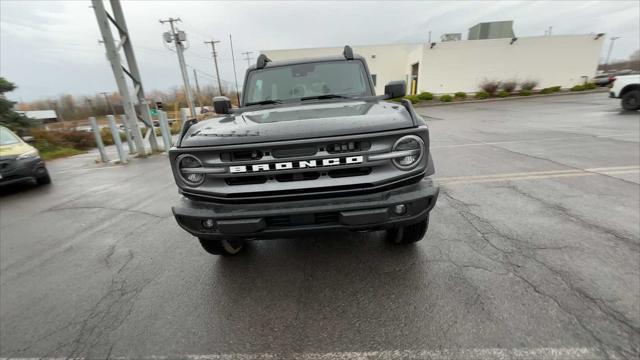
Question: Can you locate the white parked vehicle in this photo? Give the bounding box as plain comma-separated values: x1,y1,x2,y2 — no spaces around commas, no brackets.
610,74,640,110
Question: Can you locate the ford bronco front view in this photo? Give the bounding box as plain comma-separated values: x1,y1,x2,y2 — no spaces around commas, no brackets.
169,46,439,255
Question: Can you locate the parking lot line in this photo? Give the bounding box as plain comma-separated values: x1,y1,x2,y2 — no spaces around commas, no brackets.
431,133,636,149
0,347,613,360
437,165,639,185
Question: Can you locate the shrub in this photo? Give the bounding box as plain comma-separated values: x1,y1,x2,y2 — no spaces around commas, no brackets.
454,92,467,99
497,90,510,98
100,127,116,145
59,131,95,150
403,95,420,104
389,98,403,103
539,88,554,94
170,121,182,135
417,92,434,101
439,94,453,102
584,83,597,90
475,91,489,99
549,86,562,92
30,128,95,150
519,90,533,96
40,147,84,160
479,80,500,95
520,80,538,91
501,80,518,93
570,84,586,91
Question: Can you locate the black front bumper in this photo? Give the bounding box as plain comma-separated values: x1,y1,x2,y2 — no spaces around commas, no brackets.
173,178,439,240
0,157,46,186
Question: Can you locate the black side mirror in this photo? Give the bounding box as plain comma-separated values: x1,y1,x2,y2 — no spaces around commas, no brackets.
213,96,232,114
22,136,35,144
384,81,406,99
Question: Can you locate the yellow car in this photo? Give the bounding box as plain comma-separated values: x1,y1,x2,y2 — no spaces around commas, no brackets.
0,126,51,186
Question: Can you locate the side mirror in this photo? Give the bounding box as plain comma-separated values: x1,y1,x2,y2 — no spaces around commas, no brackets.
213,96,232,114
384,81,406,99
22,136,35,144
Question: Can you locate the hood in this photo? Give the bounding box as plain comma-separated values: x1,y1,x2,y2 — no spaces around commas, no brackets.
0,142,34,158
179,100,414,147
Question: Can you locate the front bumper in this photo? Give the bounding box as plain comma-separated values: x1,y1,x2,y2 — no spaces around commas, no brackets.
610,91,617,98
0,157,46,186
173,178,439,240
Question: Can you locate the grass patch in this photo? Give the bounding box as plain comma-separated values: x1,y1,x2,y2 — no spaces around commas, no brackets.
40,147,85,160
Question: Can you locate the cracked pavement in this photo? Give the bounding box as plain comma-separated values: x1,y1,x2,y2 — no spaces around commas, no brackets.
0,93,638,359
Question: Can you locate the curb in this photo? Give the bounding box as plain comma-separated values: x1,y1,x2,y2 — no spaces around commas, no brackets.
413,89,609,107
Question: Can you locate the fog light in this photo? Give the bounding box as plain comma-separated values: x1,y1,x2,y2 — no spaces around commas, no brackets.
202,218,215,229
393,204,407,215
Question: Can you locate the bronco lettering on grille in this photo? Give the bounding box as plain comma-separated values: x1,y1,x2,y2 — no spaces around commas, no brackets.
229,156,364,174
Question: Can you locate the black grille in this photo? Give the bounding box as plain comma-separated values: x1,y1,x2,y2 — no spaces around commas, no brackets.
275,172,320,182
225,176,267,185
265,212,340,228
326,141,370,154
328,167,371,178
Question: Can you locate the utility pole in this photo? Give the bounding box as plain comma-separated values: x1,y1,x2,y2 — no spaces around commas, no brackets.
160,17,196,117
100,92,117,115
605,36,621,66
229,34,241,105
242,51,253,67
92,0,157,156
204,40,224,96
192,69,202,108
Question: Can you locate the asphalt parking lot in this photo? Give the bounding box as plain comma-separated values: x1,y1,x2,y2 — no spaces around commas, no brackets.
1,93,638,359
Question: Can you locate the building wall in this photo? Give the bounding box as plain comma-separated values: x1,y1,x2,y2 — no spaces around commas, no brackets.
419,35,604,93
263,34,604,96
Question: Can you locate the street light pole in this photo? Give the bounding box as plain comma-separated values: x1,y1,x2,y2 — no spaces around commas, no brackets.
605,36,621,66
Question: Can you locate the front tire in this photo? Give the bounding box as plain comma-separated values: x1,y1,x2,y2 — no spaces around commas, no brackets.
36,168,51,185
198,238,245,256
386,216,429,244
621,90,640,111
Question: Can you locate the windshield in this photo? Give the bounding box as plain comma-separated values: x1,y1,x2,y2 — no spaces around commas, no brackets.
0,127,21,146
244,60,371,105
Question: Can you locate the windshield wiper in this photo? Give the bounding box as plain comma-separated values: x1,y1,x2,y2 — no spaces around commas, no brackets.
300,94,350,101
245,99,283,106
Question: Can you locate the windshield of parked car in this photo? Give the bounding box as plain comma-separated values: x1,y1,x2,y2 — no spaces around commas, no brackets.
0,127,21,146
244,60,372,105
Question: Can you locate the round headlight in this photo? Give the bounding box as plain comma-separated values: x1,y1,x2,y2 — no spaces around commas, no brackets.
392,135,424,170
177,154,205,186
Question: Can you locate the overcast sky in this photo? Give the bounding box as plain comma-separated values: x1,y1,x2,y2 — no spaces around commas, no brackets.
1,0,638,102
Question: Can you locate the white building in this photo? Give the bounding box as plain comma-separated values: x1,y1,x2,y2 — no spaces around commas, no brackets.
15,110,58,124
263,34,605,95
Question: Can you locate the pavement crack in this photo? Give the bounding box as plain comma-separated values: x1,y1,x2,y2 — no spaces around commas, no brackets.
441,187,639,358
477,138,639,186
45,205,167,219
498,183,639,252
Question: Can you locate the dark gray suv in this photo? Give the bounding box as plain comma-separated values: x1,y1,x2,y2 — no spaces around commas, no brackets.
169,46,439,255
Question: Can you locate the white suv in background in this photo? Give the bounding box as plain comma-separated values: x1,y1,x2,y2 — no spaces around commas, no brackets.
610,74,640,111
